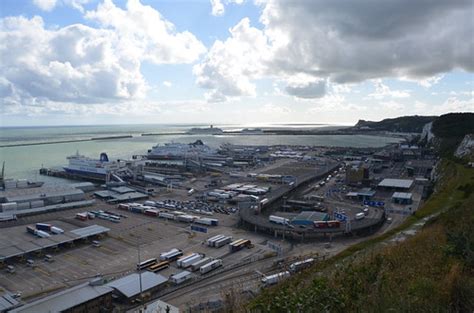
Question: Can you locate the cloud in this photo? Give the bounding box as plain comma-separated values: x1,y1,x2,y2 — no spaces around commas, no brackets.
367,80,410,99
285,75,326,99
210,0,225,16
196,0,473,101
1,0,205,111
33,0,58,11
193,17,270,101
163,81,172,87
85,0,206,64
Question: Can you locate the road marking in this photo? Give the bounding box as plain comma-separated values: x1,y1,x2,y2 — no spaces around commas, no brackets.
34,267,51,276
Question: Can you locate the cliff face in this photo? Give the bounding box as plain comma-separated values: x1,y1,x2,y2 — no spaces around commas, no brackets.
353,116,437,133
455,134,474,159
420,122,435,143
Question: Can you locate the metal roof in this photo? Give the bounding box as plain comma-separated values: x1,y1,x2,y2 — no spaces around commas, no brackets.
378,178,413,189
293,211,329,221
111,186,135,194
106,272,168,298
392,192,413,199
70,225,110,238
0,293,20,312
170,271,191,280
9,281,112,313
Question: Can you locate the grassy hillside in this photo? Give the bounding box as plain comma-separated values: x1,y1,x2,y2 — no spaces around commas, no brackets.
353,115,437,133
249,161,474,312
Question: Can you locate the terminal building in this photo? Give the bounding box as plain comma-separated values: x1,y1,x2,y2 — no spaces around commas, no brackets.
9,278,113,313
377,178,414,191
291,211,329,226
392,192,413,205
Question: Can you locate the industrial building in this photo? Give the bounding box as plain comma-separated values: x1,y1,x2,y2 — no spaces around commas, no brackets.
0,225,110,264
9,279,113,313
0,292,20,312
392,192,413,205
291,211,329,226
106,272,168,302
345,188,376,201
0,185,87,214
377,178,414,191
93,190,148,203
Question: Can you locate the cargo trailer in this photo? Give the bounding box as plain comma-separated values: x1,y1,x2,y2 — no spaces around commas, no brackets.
190,257,213,272
206,235,225,247
289,258,314,273
170,271,192,284
269,215,289,225
200,259,222,274
261,271,290,286
214,236,232,248
181,254,204,268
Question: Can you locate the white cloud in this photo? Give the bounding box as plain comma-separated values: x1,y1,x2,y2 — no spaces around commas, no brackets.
210,0,225,16
193,17,270,102
33,0,58,11
1,0,205,113
367,80,410,99
163,81,172,88
196,0,473,102
85,0,206,64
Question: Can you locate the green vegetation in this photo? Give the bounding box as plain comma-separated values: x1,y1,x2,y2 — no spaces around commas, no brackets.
353,115,437,133
249,161,474,312
432,113,474,158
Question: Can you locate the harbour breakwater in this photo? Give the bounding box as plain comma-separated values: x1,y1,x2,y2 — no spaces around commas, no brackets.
0,135,133,148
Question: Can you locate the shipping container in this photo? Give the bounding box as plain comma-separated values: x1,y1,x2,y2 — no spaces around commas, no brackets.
176,253,199,267
261,271,290,286
36,223,52,231
214,236,232,248
190,257,213,272
170,271,192,284
200,259,222,274
159,248,183,261
181,254,204,269
195,218,218,226
206,235,225,246
289,258,314,273
176,215,195,223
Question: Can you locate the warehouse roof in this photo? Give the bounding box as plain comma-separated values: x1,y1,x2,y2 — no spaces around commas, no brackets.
170,271,191,280
107,272,167,298
111,186,135,194
0,293,20,312
392,192,413,200
292,211,329,221
70,225,110,237
9,281,112,313
378,178,413,189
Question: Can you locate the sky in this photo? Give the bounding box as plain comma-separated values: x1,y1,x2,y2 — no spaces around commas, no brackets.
0,0,473,126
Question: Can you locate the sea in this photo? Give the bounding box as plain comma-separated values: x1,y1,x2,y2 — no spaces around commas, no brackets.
0,124,403,183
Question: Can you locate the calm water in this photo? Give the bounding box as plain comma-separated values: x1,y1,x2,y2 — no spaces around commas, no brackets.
0,124,402,181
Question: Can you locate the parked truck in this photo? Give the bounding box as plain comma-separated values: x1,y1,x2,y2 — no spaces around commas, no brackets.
269,215,290,225
189,257,213,272
159,248,183,261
